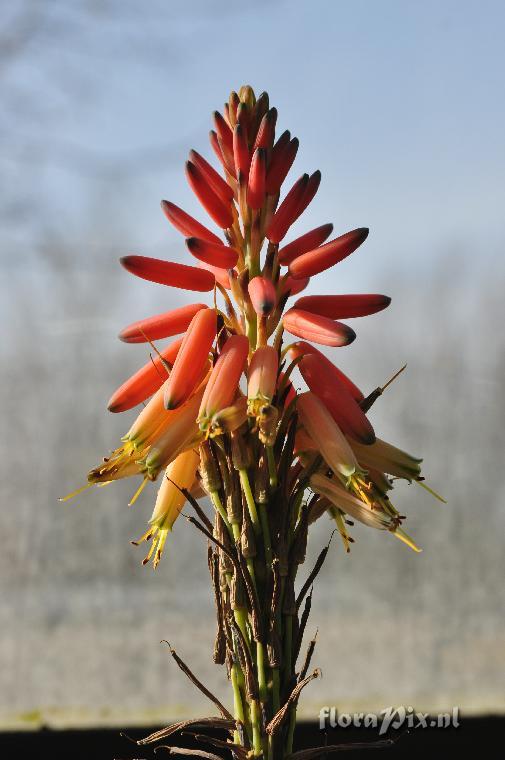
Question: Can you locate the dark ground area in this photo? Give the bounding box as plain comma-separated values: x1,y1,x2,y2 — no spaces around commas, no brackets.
1,716,502,759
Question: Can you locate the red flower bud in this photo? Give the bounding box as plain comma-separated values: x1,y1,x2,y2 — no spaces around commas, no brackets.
164,308,216,409
299,353,375,444
266,134,298,195
289,228,369,279
108,337,183,413
278,223,334,265
253,107,277,152
288,341,364,402
188,149,234,205
282,308,356,347
185,237,238,269
120,256,215,292
248,276,277,316
266,173,308,244
247,148,267,210
161,200,222,245
119,303,208,343
294,294,391,319
186,161,234,229
196,261,230,290
233,123,251,178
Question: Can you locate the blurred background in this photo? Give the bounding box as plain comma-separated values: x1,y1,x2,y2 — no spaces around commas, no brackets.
1,0,504,731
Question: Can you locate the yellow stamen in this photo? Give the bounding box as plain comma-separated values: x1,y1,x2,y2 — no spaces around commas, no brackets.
393,527,422,553
59,483,94,502
128,476,149,506
416,479,447,503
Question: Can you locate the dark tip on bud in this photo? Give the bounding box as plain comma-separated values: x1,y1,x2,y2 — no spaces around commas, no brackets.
358,227,370,242
345,325,357,345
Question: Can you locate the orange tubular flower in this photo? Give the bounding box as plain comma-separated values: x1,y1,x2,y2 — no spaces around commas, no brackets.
163,308,216,410
134,448,200,568
282,308,356,347
289,227,370,279
247,345,279,417
198,334,249,431
143,385,205,480
297,391,359,479
120,255,215,292
108,336,183,412
288,341,364,401
298,353,375,444
119,303,207,343
294,293,391,319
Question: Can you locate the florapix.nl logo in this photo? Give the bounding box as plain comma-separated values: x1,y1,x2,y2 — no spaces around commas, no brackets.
319,706,460,735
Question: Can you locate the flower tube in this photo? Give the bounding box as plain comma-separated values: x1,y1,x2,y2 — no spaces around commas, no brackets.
198,335,249,431
133,448,200,568
297,392,359,479
163,308,216,409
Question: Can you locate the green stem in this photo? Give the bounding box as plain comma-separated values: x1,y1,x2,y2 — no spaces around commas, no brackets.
250,698,263,757
231,663,246,745
210,490,233,537
258,502,273,571
239,468,261,537
266,445,278,489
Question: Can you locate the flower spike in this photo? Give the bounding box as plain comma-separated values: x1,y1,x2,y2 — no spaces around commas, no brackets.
120,255,215,292
80,87,436,734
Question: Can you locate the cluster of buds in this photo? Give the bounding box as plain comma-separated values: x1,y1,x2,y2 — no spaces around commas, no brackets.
74,85,441,759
